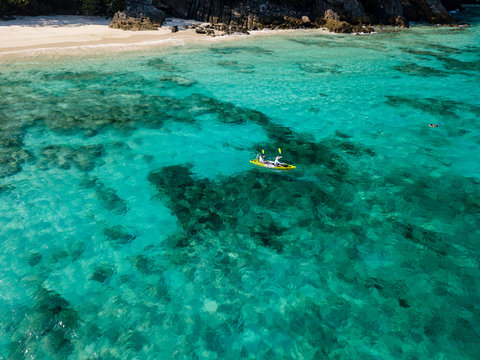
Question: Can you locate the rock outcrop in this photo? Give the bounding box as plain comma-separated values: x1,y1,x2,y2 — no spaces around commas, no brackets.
110,0,477,32
109,0,166,30
401,0,451,23
321,9,374,33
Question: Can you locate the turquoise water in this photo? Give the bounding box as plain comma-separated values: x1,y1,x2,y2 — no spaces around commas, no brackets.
1,7,480,359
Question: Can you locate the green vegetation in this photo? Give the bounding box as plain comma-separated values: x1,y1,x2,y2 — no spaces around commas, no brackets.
0,0,125,16
81,0,125,16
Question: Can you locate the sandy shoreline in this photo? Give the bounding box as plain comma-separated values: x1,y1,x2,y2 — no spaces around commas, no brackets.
0,16,208,59
0,15,331,61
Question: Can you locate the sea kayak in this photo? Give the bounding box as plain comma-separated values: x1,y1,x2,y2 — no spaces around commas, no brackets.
250,159,296,170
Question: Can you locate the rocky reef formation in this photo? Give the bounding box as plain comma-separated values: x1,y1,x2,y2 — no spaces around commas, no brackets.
110,0,478,32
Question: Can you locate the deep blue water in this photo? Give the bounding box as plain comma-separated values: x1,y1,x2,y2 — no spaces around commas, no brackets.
0,7,479,359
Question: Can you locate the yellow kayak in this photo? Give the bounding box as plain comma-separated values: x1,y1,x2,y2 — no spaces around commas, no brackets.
250,159,296,170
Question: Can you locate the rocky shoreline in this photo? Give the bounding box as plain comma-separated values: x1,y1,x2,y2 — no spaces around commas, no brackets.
109,0,478,34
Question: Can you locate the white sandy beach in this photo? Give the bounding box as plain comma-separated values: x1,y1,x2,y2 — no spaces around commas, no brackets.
0,16,212,59
0,15,331,60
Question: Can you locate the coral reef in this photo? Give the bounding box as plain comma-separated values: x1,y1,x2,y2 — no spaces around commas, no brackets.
1,25,479,357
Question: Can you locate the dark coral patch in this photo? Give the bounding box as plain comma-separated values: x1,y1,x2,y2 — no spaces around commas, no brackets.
403,47,480,73
365,277,385,290
210,46,273,56
158,75,197,87
41,70,101,82
8,284,78,359
90,263,116,283
216,61,255,73
288,38,320,46
28,252,43,267
385,95,480,119
38,144,105,172
326,138,375,156
95,186,127,215
393,62,449,77
0,133,34,178
81,177,128,214
104,225,136,247
149,164,346,252
145,58,177,71
298,63,341,74
131,254,156,274
438,56,480,72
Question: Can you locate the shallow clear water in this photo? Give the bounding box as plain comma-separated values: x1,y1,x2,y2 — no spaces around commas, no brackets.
1,7,480,360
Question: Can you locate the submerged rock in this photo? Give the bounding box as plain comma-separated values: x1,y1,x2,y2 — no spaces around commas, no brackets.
0,147,33,178
131,254,157,274
158,75,197,87
0,132,34,178
95,185,128,215
90,263,116,283
28,252,43,267
104,225,136,247
146,58,177,71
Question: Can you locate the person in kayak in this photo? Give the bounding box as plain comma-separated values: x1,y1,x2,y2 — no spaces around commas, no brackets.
274,155,283,167
259,153,266,163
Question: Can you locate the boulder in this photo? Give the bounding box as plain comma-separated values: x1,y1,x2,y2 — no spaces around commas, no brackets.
324,18,354,33
323,8,375,34
323,9,358,33
109,1,166,30
214,23,228,31
393,15,409,28
110,11,165,30
324,9,340,21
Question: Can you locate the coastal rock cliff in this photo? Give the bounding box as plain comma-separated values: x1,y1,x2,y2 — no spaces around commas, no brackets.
111,0,478,32
110,0,166,30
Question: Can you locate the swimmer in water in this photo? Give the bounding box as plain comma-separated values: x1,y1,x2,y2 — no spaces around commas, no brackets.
428,124,440,128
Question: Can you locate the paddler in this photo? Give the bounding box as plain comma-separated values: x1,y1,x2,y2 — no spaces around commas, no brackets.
259,153,266,163
274,155,282,167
